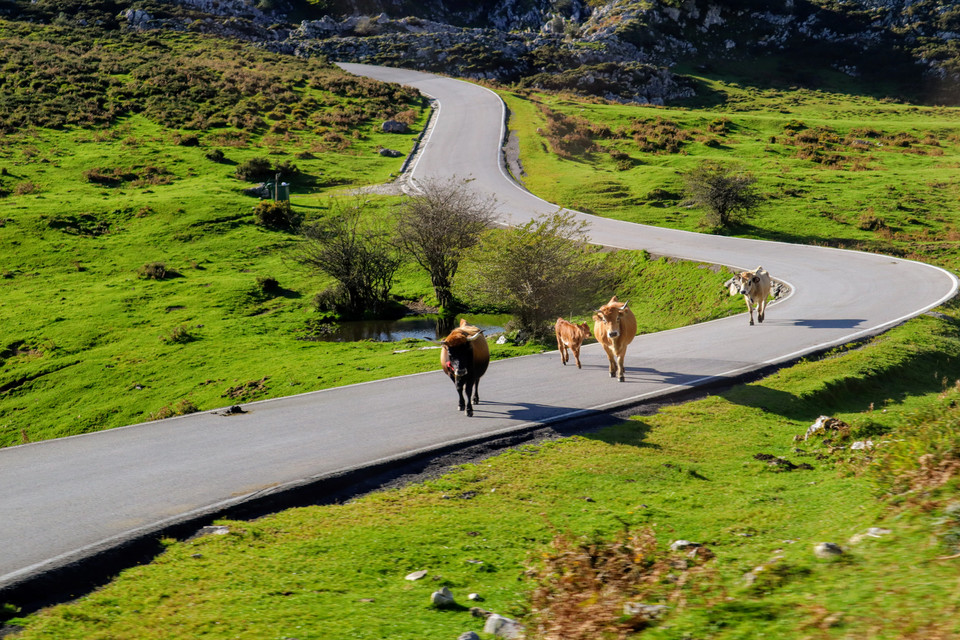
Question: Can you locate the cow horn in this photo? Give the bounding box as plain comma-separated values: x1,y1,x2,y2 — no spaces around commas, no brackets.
621,300,629,311
467,330,484,341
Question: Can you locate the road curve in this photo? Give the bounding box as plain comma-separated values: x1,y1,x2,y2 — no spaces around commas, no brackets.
1,65,956,597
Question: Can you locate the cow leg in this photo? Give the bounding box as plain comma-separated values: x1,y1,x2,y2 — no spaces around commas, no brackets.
758,298,766,323
603,344,617,378
617,353,626,382
557,337,568,365
573,346,582,369
472,378,480,405
456,381,466,412
745,297,755,325
464,379,475,417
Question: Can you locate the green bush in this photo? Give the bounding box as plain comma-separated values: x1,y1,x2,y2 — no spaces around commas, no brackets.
235,157,274,182
252,200,302,231
137,262,178,280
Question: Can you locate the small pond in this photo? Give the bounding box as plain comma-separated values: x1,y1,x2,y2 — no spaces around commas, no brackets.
313,313,512,343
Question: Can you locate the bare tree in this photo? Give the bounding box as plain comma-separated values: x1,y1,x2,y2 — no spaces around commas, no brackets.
458,211,619,339
682,161,761,229
395,177,498,314
291,198,401,319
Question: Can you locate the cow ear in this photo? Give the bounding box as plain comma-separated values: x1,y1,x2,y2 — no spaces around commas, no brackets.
752,276,760,283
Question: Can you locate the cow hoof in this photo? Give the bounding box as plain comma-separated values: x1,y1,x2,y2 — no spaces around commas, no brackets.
466,408,473,417
749,320,755,326
618,376,625,382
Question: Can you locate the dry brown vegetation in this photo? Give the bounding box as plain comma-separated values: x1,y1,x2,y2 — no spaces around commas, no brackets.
524,528,716,640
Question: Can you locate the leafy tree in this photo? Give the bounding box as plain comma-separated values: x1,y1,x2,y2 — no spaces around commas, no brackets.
458,211,619,339
682,161,761,229
395,178,497,315
291,199,401,319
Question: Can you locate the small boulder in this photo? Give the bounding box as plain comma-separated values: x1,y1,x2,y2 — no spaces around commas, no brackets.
458,633,481,640
814,542,844,559
405,569,428,581
623,602,669,620
382,120,409,134
804,416,850,440
431,586,455,608
378,148,403,157
670,540,700,551
484,614,523,639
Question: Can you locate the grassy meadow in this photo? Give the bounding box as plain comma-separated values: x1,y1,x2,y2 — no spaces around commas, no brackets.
4,18,960,640
500,77,960,271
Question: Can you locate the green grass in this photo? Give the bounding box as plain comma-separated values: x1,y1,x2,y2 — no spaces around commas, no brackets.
502,80,960,271
9,302,960,639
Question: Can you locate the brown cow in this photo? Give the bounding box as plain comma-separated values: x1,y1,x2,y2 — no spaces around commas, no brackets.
726,266,772,325
555,317,592,369
440,319,490,417
592,296,637,382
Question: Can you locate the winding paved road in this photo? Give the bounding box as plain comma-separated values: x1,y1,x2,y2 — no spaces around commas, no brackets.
1,65,956,598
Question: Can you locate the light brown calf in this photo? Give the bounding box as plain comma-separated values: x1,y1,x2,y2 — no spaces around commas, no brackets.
555,317,592,369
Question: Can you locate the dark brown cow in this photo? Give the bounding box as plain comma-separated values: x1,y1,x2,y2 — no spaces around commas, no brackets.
440,319,490,417
726,266,772,325
592,296,638,382
555,317,592,369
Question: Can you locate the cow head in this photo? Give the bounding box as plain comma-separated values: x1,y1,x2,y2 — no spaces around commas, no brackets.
593,297,630,339
735,268,765,296
576,322,591,339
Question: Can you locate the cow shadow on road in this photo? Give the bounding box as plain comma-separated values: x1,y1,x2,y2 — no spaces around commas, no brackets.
771,318,866,329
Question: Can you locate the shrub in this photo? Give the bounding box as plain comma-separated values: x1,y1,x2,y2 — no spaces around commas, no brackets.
252,200,302,231
523,528,715,639
682,161,761,229
458,211,620,338
255,275,281,295
13,181,39,195
174,133,199,146
137,262,176,280
150,399,200,421
160,325,196,344
235,156,274,182
292,199,401,319
205,149,226,163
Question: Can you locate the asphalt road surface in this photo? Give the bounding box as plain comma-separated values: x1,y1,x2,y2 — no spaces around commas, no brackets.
1,64,956,600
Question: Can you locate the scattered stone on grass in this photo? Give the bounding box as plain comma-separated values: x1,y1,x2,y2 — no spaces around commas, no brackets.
187,525,230,541
468,592,483,601
669,539,700,551
405,569,428,581
382,120,409,133
458,633,481,640
623,602,669,620
754,453,814,471
378,148,403,157
797,415,850,441
431,586,455,608
483,613,523,639
814,542,844,558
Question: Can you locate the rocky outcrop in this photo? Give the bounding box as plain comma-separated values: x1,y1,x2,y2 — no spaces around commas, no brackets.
102,0,960,105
